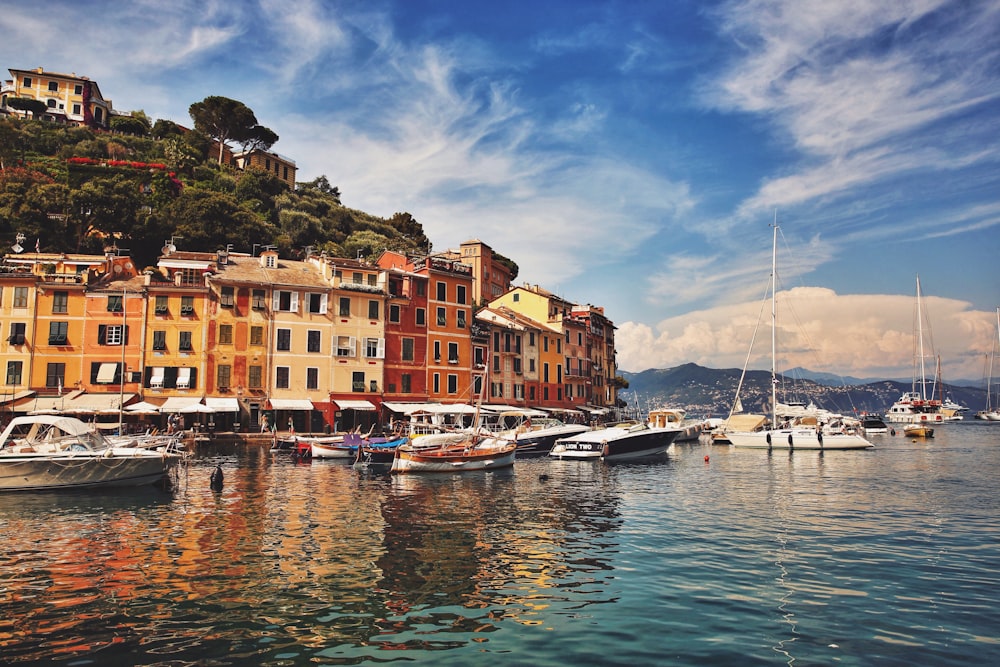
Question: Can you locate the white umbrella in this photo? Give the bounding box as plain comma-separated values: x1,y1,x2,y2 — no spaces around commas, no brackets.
126,401,161,414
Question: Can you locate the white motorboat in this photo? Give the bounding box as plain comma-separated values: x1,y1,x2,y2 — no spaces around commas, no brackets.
0,415,183,492
647,408,703,443
549,422,680,461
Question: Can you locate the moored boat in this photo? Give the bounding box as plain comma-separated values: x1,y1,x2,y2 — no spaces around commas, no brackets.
903,423,934,438
0,415,183,492
390,437,517,473
859,413,890,435
484,414,591,457
647,408,703,443
549,422,680,461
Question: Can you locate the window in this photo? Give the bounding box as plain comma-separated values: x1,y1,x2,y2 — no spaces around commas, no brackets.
513,293,520,302
74,84,83,95
493,332,500,352
307,330,321,353
433,341,441,362
276,328,291,351
389,304,400,323
178,331,193,351
339,297,350,317
457,285,467,305
457,310,466,329
22,77,31,87
219,324,233,345
48,81,58,92
250,326,264,346
365,337,384,359
401,373,411,394
336,336,355,357
13,287,28,308
275,367,290,389
93,362,121,385
99,324,127,346
48,321,68,345
72,103,80,115
448,342,459,364
447,374,458,394
415,308,426,326
152,330,166,350
402,337,414,361
217,364,231,389
179,268,201,285
8,323,26,345
264,254,276,268
220,286,235,308
368,300,379,320
307,292,327,314
474,346,485,367
252,289,267,310
433,373,440,394
352,272,362,284
437,307,446,327
46,363,65,388
514,358,522,374
52,291,68,313
352,372,365,393
436,282,446,301
6,361,22,385
273,290,298,312
155,295,168,315
493,355,501,372
306,368,319,390
248,365,263,389
181,296,195,316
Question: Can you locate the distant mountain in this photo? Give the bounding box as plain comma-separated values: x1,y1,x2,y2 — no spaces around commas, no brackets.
620,363,986,418
780,366,983,389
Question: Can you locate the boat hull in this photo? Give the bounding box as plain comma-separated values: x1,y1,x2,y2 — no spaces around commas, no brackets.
549,425,679,461
509,424,592,457
390,442,516,473
728,429,873,450
0,451,180,492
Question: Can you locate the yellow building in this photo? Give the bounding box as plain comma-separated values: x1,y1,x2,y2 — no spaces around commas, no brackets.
232,149,297,189
1,67,112,127
144,250,212,413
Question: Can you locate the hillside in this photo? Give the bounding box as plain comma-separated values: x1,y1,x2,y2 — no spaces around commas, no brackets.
0,114,434,271
621,363,987,418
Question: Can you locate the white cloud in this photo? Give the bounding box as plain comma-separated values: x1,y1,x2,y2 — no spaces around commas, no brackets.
617,287,998,382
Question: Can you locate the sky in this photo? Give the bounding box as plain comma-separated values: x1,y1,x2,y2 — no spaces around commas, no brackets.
2,0,998,382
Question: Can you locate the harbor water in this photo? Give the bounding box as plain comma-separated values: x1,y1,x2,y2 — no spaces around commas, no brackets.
2,423,999,666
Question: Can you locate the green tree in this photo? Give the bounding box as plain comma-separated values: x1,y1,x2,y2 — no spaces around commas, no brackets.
162,189,274,252
110,115,150,136
151,119,183,139
6,97,48,119
188,96,262,164
68,175,144,251
237,125,279,154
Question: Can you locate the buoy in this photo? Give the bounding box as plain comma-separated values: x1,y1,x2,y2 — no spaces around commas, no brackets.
704,455,710,462
539,474,549,481
210,465,224,490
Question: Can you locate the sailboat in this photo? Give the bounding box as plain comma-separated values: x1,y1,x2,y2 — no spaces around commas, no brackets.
390,371,517,473
884,276,945,427
975,307,1000,421
726,224,873,451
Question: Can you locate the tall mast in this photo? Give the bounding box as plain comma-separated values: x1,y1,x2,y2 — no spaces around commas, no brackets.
916,275,926,400
770,220,778,428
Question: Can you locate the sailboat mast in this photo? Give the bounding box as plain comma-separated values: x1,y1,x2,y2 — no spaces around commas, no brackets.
770,223,778,428
915,276,927,399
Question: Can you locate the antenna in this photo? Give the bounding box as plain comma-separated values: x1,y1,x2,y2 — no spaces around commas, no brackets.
12,233,25,254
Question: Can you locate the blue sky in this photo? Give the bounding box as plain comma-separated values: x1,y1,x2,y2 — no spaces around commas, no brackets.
3,0,998,381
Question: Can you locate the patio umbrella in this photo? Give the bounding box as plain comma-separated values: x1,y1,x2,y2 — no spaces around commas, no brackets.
126,401,161,414
179,403,215,414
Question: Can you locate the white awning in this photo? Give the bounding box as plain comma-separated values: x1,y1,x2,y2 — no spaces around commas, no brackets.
206,397,239,412
334,399,376,411
268,398,315,410
0,390,35,405
149,367,165,387
65,392,136,413
414,403,478,415
381,402,433,415
176,367,192,389
160,396,201,412
96,362,119,384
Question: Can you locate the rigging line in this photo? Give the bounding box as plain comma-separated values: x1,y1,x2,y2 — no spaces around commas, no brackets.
728,266,774,422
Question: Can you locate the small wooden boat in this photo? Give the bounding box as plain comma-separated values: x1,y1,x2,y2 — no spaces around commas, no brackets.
903,423,934,438
390,437,517,473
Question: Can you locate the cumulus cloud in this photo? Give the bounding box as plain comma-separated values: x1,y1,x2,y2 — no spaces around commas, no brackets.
617,287,998,382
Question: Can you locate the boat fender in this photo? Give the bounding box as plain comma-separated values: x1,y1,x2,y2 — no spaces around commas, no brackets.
210,465,224,490
766,432,771,445
787,433,794,448
601,442,609,458
817,431,823,446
